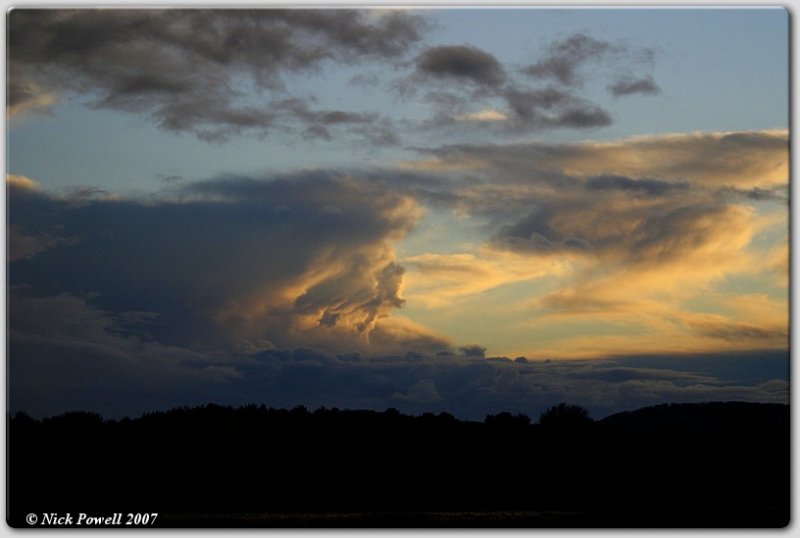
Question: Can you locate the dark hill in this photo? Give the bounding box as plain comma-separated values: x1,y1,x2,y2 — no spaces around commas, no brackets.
601,401,789,433
7,401,789,528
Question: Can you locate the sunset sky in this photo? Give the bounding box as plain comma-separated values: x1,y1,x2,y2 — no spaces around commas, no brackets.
7,7,789,419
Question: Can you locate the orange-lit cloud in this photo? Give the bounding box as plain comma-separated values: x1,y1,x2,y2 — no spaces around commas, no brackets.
6,173,40,189
396,129,788,358
7,129,788,360
7,82,56,118
401,249,570,308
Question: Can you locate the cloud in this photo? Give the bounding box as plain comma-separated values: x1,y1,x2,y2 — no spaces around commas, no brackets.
7,81,56,117
6,173,40,190
414,130,788,189
585,174,689,196
7,174,77,261
8,9,425,141
392,378,442,403
608,75,660,96
521,33,657,93
7,174,788,418
9,291,240,416
8,320,789,419
765,243,789,283
458,345,487,358
502,87,612,129
9,14,661,142
7,126,788,416
157,174,183,183
393,129,786,357
392,31,661,136
689,319,788,345
414,45,507,88
8,173,450,355
455,108,508,122
720,185,789,202
413,85,614,136
401,250,568,307
522,34,616,86
491,200,756,266
275,97,400,145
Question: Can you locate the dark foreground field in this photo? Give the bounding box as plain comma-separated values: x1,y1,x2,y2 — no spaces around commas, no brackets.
7,401,789,528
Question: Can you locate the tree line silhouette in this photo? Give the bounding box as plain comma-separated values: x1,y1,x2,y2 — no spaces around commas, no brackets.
7,401,788,527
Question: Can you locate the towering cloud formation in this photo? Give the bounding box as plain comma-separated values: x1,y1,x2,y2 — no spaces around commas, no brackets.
6,129,789,418
8,173,447,354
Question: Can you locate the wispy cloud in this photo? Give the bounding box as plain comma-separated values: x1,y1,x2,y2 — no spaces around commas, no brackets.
608,75,661,96
522,33,617,86
396,129,788,357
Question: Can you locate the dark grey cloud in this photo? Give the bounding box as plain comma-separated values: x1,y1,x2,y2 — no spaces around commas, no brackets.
503,87,612,129
349,72,380,88
275,98,400,145
7,80,52,110
8,9,425,140
415,130,788,190
522,34,615,86
7,176,788,420
392,32,662,135
7,127,786,422
8,80,35,108
401,136,782,288
8,308,788,419
608,75,661,96
586,174,690,196
521,33,657,95
459,345,487,358
490,201,605,255
8,291,236,417
720,185,789,202
8,174,444,354
157,174,183,183
411,85,613,135
10,9,424,76
690,320,789,343
489,199,749,268
414,45,507,88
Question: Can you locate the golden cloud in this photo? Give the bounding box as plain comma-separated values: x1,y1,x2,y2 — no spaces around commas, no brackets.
393,130,788,358
6,174,40,190
401,249,571,308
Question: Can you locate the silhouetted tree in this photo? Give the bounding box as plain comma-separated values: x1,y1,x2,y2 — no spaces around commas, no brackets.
6,401,789,527
485,411,531,426
538,403,593,429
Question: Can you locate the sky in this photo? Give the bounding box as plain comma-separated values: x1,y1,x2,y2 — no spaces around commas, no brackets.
5,7,789,419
